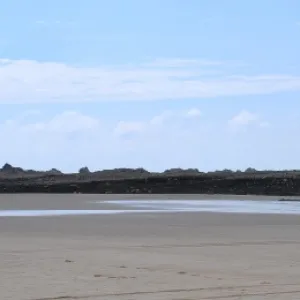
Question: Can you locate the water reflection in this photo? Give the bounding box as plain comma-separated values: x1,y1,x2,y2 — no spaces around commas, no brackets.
1,200,300,217
102,200,300,214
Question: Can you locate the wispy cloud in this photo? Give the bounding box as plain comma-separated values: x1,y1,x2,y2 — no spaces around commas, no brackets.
229,110,258,126
114,121,145,136
35,20,46,25
114,108,202,137
186,108,202,118
0,58,300,103
228,110,270,131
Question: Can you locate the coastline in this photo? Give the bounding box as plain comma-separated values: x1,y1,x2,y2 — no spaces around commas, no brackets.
2,171,300,196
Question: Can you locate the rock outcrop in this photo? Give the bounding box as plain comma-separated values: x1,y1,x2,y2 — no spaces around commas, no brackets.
0,164,300,195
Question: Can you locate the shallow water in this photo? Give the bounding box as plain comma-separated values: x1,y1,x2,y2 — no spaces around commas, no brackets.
1,199,300,217
102,200,300,214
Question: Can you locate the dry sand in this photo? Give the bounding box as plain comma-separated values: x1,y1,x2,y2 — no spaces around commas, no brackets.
1,194,300,299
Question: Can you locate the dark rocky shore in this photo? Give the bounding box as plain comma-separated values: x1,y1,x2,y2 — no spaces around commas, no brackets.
1,163,300,196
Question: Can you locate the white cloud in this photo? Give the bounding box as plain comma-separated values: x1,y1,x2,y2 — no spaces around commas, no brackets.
0,58,300,103
115,107,200,136
114,121,144,136
150,111,174,125
229,110,258,126
228,110,270,132
22,111,100,134
186,108,201,118
149,108,201,126
0,107,205,170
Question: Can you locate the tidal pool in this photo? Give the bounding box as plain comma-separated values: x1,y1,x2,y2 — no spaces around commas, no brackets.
1,199,300,217
101,199,300,214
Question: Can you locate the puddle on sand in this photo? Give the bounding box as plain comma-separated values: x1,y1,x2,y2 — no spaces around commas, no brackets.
1,200,300,217
101,199,300,215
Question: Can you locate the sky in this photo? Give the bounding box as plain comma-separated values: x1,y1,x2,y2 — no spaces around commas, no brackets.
0,0,300,172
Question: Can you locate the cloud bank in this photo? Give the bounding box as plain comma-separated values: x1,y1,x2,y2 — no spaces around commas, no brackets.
0,108,279,172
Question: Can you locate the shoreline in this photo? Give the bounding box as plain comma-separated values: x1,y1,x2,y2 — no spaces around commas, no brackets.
1,194,300,216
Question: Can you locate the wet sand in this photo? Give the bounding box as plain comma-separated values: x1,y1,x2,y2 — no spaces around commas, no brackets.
1,194,300,299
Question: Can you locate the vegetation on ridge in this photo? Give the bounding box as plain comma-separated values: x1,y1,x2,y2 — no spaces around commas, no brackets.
1,163,300,195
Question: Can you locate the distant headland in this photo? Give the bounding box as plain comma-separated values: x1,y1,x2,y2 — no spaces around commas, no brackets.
1,163,300,196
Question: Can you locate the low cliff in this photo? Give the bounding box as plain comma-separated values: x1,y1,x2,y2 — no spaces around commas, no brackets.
0,172,299,195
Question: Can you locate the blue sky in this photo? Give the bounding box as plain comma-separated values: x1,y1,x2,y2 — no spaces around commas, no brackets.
0,0,300,172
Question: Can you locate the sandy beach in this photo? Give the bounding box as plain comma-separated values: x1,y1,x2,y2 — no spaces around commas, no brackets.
1,194,300,299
